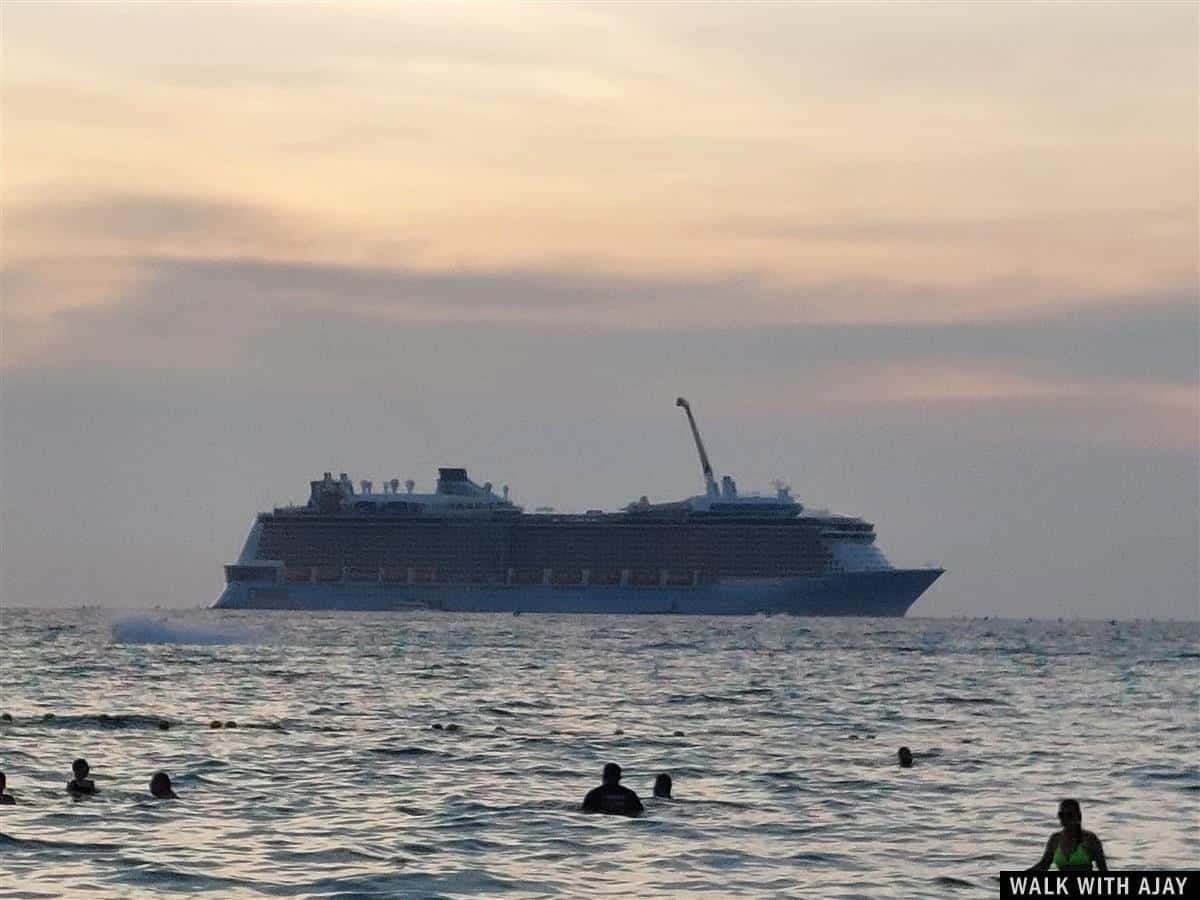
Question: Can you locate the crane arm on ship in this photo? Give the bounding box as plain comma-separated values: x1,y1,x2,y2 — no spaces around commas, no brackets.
676,397,720,498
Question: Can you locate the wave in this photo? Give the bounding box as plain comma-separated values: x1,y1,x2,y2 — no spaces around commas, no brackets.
22,712,172,730
930,696,1010,706
110,616,255,646
1121,765,1200,786
368,746,438,757
0,833,123,854
637,641,701,651
105,857,252,893
4,611,1196,897
933,876,978,889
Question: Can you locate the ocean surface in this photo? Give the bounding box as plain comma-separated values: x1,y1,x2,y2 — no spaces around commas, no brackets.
1,609,1197,899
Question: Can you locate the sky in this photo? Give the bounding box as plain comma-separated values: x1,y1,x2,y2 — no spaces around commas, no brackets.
1,1,1196,618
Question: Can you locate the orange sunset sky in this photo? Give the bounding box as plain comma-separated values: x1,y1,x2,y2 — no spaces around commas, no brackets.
2,2,1197,616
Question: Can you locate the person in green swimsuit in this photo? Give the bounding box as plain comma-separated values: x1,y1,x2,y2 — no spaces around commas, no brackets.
1028,799,1108,872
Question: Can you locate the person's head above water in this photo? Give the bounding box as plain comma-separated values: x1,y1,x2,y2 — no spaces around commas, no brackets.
1058,798,1083,832
1027,796,1107,873
67,758,96,795
582,762,645,816
149,772,176,799
897,746,914,768
653,774,672,798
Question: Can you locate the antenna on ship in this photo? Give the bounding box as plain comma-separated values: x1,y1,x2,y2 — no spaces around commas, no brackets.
676,397,719,498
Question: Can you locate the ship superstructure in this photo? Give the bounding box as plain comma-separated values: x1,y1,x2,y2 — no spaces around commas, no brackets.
216,400,942,615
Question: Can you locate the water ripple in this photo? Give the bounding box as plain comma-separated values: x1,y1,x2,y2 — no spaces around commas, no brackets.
1,609,1196,898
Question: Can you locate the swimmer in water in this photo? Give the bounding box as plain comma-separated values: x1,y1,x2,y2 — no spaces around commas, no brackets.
67,758,97,796
149,772,177,799
1028,799,1107,872
653,773,672,799
0,771,14,804
582,763,644,817
898,746,914,768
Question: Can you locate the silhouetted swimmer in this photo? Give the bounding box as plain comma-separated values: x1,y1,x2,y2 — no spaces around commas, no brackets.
1,712,13,722
898,746,914,768
0,771,14,804
1028,799,1107,872
158,721,171,731
653,773,672,799
224,720,237,729
210,720,222,729
582,763,644,817
149,772,177,800
67,758,97,796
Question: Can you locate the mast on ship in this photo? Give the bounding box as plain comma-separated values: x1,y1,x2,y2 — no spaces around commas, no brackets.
675,397,720,498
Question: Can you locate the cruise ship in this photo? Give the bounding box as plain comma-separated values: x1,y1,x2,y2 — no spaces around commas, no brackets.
214,399,942,615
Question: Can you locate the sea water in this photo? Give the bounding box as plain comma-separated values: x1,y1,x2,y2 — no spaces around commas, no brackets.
1,609,1197,898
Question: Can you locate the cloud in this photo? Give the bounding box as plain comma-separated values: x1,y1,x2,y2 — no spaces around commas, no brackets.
5,2,1194,316
4,249,1193,455
9,194,295,245
7,190,1196,334
10,187,1194,345
716,208,1196,244
791,364,1196,452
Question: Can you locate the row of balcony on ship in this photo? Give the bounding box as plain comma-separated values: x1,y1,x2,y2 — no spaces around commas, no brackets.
226,564,711,587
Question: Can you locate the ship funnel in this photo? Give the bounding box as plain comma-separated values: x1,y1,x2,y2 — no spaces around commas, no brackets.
390,478,400,494
405,479,415,494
